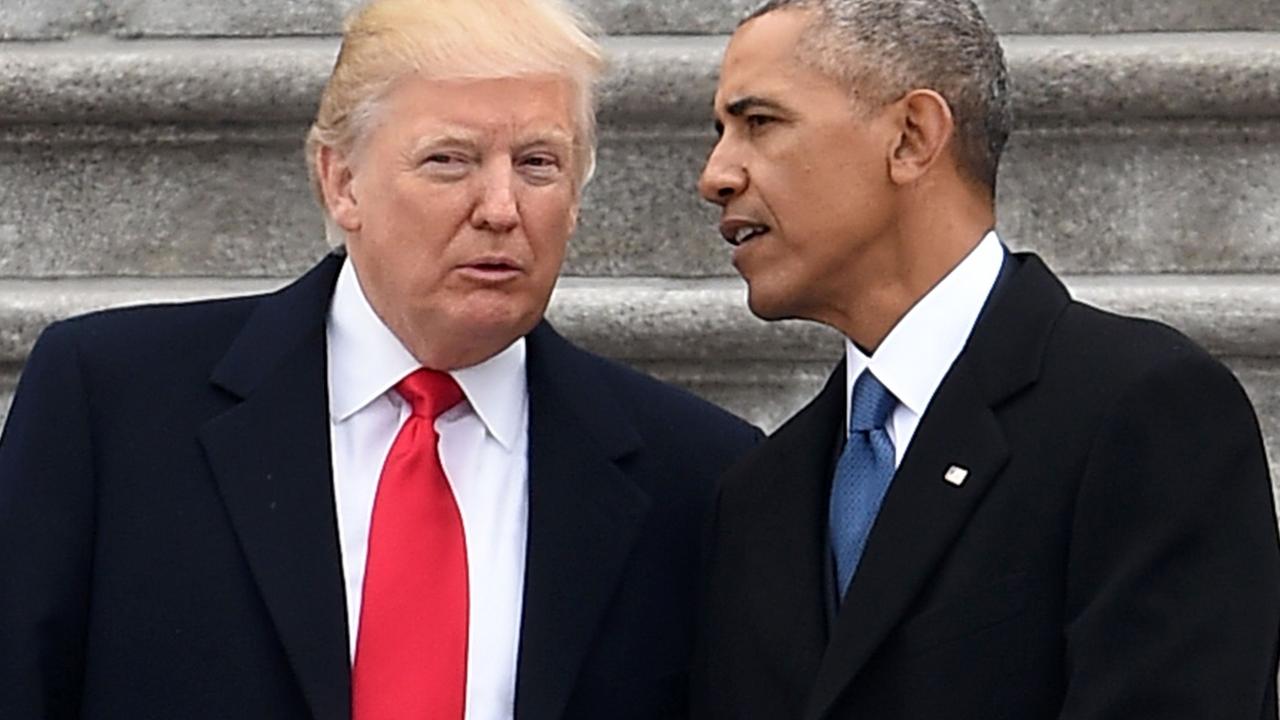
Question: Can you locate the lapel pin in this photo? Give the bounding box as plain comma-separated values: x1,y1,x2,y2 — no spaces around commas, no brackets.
944,465,969,487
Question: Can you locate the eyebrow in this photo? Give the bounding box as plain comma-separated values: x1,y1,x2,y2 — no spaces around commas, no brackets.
409,126,575,155
410,128,483,154
514,128,575,151
723,96,789,116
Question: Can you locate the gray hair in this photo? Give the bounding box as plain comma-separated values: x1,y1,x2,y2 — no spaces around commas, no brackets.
746,0,1010,192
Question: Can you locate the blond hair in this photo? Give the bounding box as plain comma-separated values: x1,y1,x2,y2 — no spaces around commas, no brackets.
305,0,605,224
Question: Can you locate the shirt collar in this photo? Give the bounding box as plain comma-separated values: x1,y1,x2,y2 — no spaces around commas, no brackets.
845,230,1005,431
326,257,527,450
450,339,526,451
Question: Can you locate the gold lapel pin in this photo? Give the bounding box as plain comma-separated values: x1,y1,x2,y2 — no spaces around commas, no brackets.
944,465,969,487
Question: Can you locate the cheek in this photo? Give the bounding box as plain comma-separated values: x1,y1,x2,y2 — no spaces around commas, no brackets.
392,185,454,223
377,186,476,250
798,150,886,223
756,144,833,222
522,192,577,253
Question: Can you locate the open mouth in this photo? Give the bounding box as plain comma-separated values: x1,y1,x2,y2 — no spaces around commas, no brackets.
721,222,771,247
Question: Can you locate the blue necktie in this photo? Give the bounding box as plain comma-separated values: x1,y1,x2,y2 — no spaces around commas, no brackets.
829,370,898,600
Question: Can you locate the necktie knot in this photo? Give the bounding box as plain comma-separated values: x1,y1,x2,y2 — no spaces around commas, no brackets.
396,368,464,420
849,370,896,432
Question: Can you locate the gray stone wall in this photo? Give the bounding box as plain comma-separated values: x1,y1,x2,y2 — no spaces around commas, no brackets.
3,35,1278,277
5,0,1278,38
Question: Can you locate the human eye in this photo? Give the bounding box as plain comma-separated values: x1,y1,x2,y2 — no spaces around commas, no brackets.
517,152,565,184
419,150,472,179
745,114,776,131
521,153,559,168
422,152,468,167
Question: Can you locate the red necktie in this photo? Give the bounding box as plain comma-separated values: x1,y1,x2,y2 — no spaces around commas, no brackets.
353,369,468,720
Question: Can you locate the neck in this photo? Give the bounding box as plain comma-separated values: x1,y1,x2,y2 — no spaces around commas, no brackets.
826,180,995,352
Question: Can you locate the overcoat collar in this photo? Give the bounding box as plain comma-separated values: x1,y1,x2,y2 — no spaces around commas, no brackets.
801,254,1072,720
197,254,651,720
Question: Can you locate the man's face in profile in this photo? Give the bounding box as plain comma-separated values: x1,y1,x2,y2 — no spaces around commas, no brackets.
332,74,581,367
700,9,898,324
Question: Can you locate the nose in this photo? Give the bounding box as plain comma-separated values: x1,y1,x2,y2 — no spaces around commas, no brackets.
698,140,746,207
471,159,520,233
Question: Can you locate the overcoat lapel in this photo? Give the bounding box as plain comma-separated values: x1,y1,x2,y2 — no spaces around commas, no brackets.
727,364,846,685
804,254,1072,720
198,254,351,720
515,322,649,720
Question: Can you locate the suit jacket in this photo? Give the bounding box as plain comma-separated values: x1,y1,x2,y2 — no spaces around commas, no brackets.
694,253,1280,719
0,253,760,720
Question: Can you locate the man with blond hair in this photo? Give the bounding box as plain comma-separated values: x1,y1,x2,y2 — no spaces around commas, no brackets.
0,1,758,718
693,0,1280,717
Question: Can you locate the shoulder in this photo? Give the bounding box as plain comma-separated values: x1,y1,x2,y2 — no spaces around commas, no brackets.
54,293,261,346
21,293,270,409
580,347,761,454
28,255,342,371
35,293,263,370
528,325,762,469
1053,300,1241,395
983,254,1249,415
1027,300,1264,483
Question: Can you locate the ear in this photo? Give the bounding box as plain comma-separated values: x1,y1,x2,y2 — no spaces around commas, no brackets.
886,89,955,186
317,144,362,233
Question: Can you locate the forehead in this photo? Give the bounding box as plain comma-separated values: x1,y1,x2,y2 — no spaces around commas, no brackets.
716,9,822,104
380,73,577,138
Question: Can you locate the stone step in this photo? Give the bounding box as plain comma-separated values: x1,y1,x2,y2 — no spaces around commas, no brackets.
6,35,1276,127
4,0,1277,40
2,275,1278,489
2,120,1274,280
1,34,1277,280
2,273,1278,363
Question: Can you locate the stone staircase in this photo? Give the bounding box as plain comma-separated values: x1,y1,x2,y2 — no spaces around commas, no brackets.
1,0,1278,519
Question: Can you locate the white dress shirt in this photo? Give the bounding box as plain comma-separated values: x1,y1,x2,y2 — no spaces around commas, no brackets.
326,257,528,720
845,231,1005,467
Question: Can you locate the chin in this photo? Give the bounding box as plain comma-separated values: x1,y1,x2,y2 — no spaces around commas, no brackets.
404,303,541,371
460,305,541,345
745,284,796,322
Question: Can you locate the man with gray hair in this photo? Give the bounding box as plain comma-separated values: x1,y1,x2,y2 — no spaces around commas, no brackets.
0,0,758,718
693,1,1280,717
